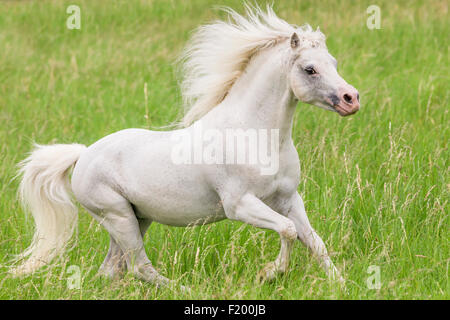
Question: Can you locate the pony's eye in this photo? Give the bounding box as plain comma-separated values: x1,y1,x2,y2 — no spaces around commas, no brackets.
304,66,317,75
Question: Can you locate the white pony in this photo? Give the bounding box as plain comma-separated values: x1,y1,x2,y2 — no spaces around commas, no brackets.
12,5,359,288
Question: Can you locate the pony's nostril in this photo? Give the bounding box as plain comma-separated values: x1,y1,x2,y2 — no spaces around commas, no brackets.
357,93,360,101
343,93,352,104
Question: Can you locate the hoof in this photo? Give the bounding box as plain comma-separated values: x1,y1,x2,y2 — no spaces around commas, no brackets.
180,284,192,295
327,268,345,285
97,266,125,280
256,262,278,283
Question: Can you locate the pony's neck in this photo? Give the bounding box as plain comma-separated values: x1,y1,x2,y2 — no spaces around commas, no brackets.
205,44,297,142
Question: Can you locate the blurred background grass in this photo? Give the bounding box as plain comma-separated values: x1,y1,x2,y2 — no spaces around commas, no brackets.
0,0,448,299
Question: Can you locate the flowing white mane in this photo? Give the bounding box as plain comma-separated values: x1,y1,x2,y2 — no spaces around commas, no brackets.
179,4,326,127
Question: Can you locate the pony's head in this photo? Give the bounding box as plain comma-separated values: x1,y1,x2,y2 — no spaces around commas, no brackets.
288,32,360,116
179,4,360,126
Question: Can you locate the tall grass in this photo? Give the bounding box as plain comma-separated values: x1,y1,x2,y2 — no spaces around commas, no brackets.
0,0,448,299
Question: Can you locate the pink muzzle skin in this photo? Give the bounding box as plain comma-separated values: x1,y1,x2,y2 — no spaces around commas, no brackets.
334,85,360,116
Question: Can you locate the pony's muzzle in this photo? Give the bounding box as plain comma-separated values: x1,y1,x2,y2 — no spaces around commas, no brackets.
334,85,360,116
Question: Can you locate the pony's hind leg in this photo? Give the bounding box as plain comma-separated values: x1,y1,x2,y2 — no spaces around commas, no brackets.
85,188,171,287
98,236,126,278
98,218,152,279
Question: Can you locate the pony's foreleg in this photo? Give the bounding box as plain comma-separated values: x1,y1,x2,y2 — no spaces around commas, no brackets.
287,192,343,283
223,193,297,282
98,218,152,279
257,236,294,282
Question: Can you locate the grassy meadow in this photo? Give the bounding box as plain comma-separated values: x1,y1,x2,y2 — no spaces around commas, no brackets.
0,0,448,299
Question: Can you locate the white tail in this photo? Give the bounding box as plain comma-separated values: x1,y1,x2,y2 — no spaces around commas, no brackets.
11,143,86,275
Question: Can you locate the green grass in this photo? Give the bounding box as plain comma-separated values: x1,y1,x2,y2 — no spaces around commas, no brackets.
0,0,448,299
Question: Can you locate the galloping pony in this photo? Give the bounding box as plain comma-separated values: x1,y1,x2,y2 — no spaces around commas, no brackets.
12,5,359,287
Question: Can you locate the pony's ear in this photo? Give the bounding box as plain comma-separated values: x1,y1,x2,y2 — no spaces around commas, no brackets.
290,32,300,49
